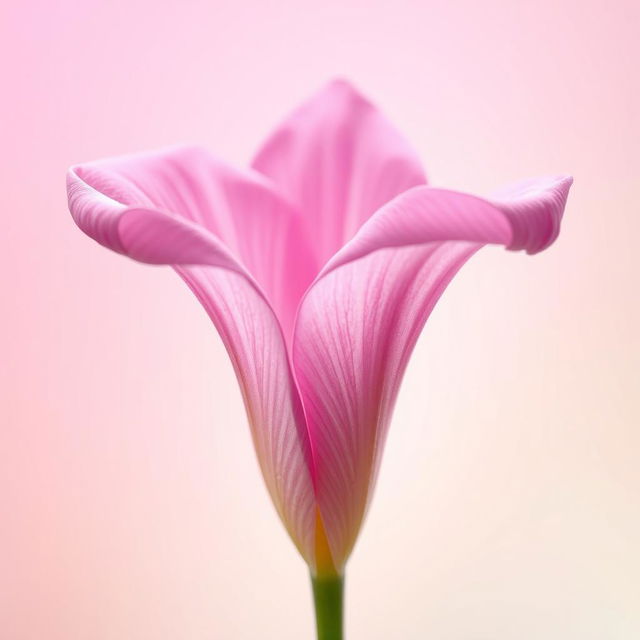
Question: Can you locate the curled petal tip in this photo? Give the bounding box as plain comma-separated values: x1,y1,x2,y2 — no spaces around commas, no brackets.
66,167,127,254
494,174,573,254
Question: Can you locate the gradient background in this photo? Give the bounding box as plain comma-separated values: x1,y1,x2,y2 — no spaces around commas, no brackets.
1,0,638,638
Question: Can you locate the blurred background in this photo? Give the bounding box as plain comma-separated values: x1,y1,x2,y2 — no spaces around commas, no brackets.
1,0,638,638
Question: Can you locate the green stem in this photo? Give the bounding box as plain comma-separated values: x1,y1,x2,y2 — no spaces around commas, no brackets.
311,573,344,640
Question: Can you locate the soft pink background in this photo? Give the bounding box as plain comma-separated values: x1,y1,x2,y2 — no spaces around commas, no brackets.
1,1,638,638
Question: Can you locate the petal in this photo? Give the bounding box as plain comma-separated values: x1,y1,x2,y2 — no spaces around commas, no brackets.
292,176,572,570
252,79,427,270
68,146,316,340
67,155,318,566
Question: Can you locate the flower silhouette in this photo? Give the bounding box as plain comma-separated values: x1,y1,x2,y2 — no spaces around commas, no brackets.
67,79,571,638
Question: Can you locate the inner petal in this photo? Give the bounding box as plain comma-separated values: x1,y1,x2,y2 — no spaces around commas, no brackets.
252,79,428,269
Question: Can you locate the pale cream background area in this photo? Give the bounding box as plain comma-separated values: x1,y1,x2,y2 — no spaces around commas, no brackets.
1,0,638,638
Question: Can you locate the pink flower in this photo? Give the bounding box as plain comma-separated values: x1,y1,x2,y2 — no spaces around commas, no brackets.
67,79,571,633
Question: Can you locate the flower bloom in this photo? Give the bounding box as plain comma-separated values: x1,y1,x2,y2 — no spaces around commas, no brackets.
67,80,571,582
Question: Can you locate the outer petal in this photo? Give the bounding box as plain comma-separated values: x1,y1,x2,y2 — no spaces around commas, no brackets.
252,79,427,270
69,146,316,340
67,154,317,566
292,176,572,570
